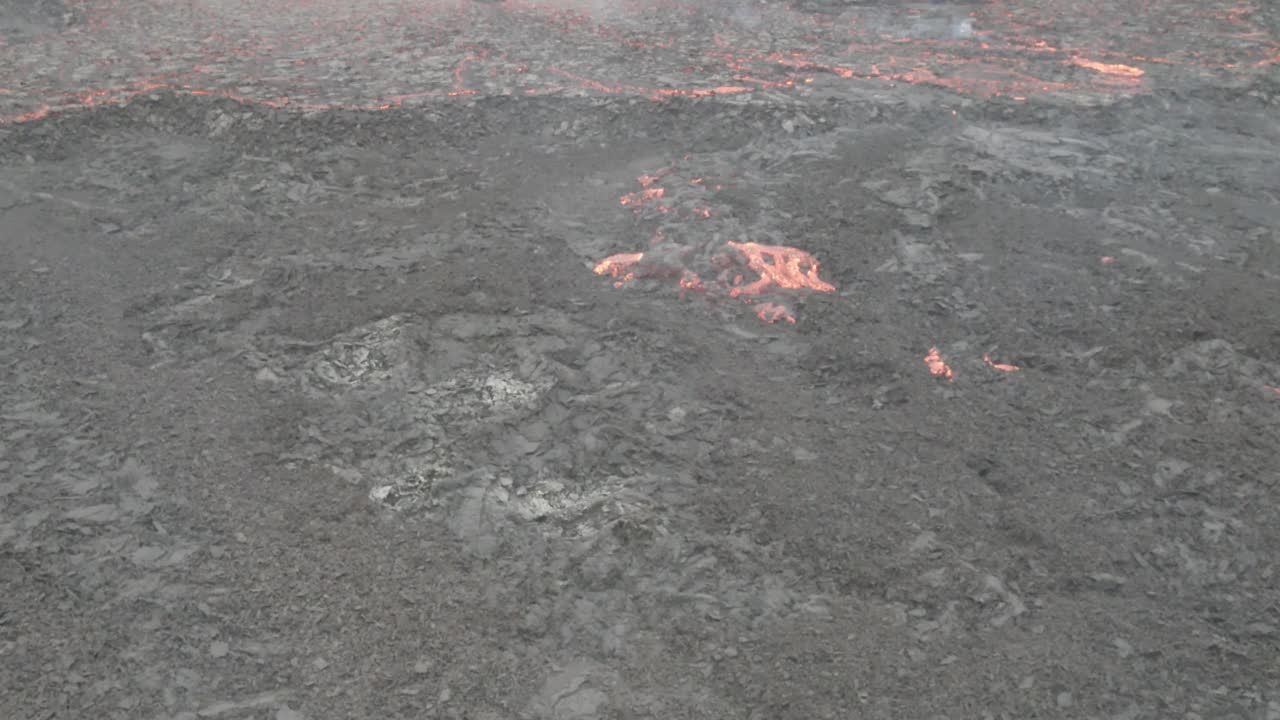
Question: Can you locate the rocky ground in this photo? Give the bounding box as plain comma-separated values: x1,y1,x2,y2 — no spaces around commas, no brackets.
2,2,1280,720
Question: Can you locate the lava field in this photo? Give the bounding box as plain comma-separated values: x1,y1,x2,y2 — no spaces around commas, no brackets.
2,1,1279,718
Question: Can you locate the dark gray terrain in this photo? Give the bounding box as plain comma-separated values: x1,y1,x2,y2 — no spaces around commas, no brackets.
2,1,1279,719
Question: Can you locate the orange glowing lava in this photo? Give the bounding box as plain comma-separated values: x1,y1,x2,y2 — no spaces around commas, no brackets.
721,242,837,297
619,187,666,206
4,0,1278,124
925,347,955,382
615,168,716,220
983,354,1021,372
594,240,835,324
593,252,646,288
1070,58,1146,78
754,302,795,325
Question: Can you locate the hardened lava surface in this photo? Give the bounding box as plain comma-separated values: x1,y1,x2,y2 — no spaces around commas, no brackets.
2,2,1280,720
2,0,1279,121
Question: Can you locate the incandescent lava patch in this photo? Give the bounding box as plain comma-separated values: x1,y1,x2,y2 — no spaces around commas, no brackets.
595,240,837,324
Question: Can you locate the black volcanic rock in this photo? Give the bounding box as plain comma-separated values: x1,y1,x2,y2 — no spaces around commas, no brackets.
0,0,79,42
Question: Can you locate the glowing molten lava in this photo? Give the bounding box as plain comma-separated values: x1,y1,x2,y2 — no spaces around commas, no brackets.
754,302,793,324
593,252,646,288
924,347,955,382
1070,58,1146,78
720,242,837,298
2,0,1279,124
619,187,666,207
615,168,713,219
594,241,836,324
983,354,1021,372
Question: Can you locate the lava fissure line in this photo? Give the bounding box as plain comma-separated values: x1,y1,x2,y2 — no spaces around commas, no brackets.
3,0,1277,124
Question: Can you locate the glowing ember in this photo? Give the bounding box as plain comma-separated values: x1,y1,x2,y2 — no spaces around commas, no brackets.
924,347,955,382
983,354,1021,372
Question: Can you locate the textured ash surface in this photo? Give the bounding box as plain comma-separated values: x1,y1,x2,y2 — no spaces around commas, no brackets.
2,3,1280,720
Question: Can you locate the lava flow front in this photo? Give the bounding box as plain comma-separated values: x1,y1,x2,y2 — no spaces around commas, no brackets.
2,0,1278,124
